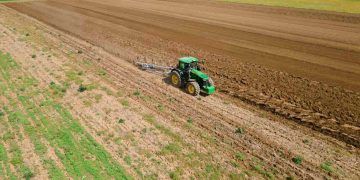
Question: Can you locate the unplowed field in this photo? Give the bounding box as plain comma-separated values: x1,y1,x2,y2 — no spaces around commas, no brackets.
0,0,359,179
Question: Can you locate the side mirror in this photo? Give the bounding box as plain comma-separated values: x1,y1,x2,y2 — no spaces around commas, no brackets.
198,66,204,71
201,59,206,65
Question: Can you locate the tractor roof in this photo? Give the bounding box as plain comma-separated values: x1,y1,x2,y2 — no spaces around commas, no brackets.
178,57,199,63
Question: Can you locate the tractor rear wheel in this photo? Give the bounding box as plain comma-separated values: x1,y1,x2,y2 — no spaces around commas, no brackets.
170,71,182,87
186,82,200,96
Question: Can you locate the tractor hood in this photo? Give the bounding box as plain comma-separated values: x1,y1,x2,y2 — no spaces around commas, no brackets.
191,69,209,80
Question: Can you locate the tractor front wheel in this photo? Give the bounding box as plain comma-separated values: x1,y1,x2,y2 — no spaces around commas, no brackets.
186,82,200,96
170,71,182,87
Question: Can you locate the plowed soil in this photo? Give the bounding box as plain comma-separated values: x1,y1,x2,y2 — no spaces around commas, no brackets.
6,0,359,147
0,0,359,179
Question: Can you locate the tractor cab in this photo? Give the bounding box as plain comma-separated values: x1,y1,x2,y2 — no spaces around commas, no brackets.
170,57,215,96
178,57,200,71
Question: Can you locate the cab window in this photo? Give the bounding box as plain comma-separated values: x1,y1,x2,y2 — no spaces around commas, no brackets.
179,62,185,69
190,62,198,69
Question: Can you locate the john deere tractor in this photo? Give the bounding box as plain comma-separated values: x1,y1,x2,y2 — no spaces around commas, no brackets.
170,57,215,96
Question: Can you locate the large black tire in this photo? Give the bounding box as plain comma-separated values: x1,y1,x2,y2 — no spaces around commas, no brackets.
170,71,182,87
186,82,200,96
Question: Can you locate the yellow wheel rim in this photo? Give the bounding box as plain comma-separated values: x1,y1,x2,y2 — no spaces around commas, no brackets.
171,74,179,85
188,84,195,94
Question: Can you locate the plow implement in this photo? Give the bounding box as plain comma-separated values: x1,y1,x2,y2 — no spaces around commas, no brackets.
135,62,173,76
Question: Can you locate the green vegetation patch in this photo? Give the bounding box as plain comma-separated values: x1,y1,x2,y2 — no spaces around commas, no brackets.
0,0,16,3
250,157,275,179
0,143,16,179
65,70,84,84
160,143,182,155
169,168,182,180
204,164,222,179
292,156,303,165
49,81,68,97
0,51,131,179
235,152,245,161
320,161,333,173
235,127,245,134
0,144,7,162
220,0,360,13
120,99,130,108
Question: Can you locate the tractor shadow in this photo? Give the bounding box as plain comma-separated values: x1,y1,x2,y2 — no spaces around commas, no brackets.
162,76,209,97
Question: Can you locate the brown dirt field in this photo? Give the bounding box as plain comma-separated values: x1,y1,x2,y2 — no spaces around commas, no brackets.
0,0,359,179
5,0,359,147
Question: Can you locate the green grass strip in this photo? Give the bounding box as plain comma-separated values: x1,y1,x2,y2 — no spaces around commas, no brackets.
0,143,15,179
220,0,360,14
0,143,6,177
0,50,130,179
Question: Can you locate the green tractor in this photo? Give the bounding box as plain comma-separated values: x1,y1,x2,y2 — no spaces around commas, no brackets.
170,57,215,96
